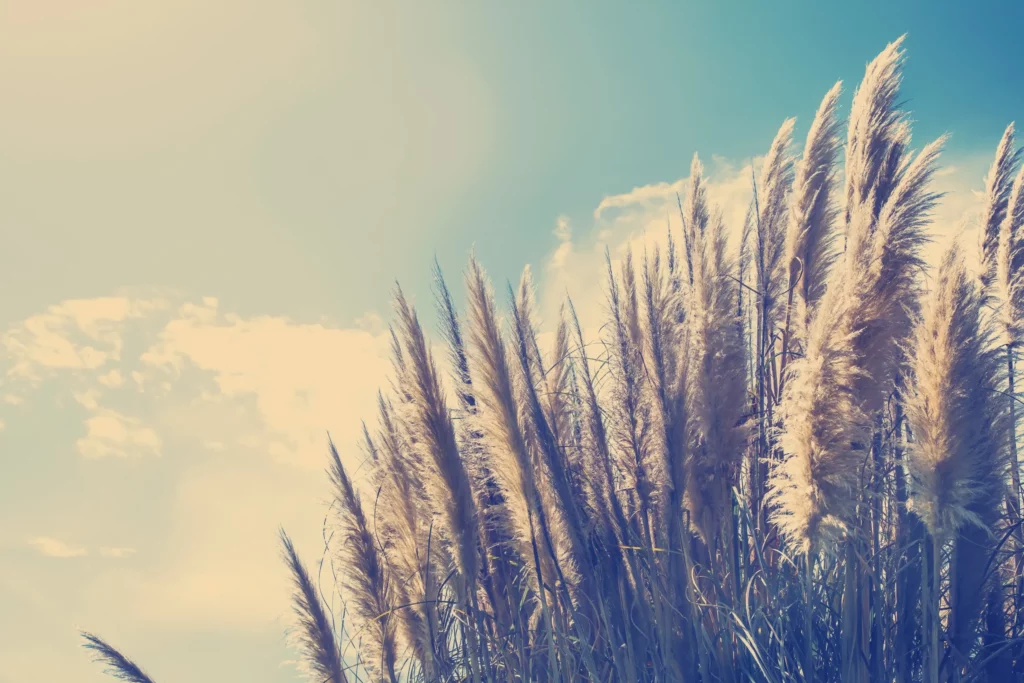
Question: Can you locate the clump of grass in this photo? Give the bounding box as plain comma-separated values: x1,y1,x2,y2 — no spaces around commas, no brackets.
83,36,1024,682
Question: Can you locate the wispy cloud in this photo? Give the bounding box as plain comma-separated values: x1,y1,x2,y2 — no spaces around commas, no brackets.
551,215,573,269
97,369,124,388
27,539,135,559
28,537,87,558
2,292,390,468
3,296,169,383
592,179,685,220
77,408,162,459
139,297,390,468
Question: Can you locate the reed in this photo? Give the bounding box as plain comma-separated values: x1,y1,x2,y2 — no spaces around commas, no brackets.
904,243,1008,680
81,632,158,683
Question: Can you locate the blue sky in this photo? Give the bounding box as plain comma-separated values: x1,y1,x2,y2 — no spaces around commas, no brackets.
1,2,1022,682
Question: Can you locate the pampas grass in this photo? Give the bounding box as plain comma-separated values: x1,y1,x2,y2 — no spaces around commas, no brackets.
755,117,795,338
84,37,1024,683
328,439,399,682
281,529,350,683
905,243,1009,680
770,35,944,553
784,81,843,350
683,165,747,548
982,124,1022,291
905,244,1006,539
392,287,480,594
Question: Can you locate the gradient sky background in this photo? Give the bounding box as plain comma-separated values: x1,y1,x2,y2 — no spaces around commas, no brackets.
2,2,1023,681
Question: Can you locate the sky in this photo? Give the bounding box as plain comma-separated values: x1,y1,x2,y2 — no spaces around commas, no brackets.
1,1,1022,681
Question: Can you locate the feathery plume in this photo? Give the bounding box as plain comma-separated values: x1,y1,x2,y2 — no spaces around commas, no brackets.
904,244,1009,657
280,530,349,683
771,38,945,551
905,244,1007,537
545,308,573,445
432,259,519,637
785,81,843,344
392,286,480,586
844,35,909,224
756,117,796,333
684,201,747,543
509,270,588,583
567,296,632,551
606,248,662,527
372,395,438,673
993,132,1024,343
738,201,755,298
432,259,476,411
81,633,158,683
681,153,709,287
328,440,399,682
464,256,562,681
980,124,1022,287
642,246,692,592
463,256,555,595
392,284,489,682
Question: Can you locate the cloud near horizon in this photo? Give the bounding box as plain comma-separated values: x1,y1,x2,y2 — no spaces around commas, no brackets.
28,537,88,559
2,293,391,467
26,537,137,560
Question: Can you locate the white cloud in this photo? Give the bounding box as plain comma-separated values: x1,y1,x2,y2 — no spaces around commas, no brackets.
140,298,390,468
554,214,572,241
98,369,124,388
27,537,136,559
354,310,386,335
551,215,573,269
76,408,162,459
72,388,102,411
28,537,87,558
593,179,685,220
2,295,168,381
924,160,989,274
3,292,390,469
